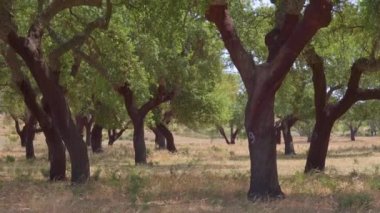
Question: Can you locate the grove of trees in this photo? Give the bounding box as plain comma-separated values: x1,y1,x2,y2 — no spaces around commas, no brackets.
0,0,379,202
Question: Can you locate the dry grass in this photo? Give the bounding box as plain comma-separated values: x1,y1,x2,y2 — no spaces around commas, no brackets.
0,129,380,212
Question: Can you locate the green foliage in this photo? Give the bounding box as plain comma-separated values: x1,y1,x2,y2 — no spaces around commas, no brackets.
127,170,146,205
92,168,102,181
336,192,373,211
230,2,274,62
275,64,314,120
40,168,50,179
5,155,15,163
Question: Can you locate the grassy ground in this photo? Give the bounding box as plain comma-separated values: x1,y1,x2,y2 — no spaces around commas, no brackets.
0,127,380,212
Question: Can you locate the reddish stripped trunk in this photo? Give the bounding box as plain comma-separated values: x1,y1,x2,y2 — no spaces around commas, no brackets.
207,1,332,200
246,96,283,200
305,118,334,172
8,31,89,183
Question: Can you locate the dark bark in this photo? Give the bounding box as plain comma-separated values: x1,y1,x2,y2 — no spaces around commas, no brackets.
24,116,37,159
151,127,166,149
107,128,126,146
91,124,103,153
350,126,356,141
348,122,361,141
275,121,282,144
75,115,86,139
157,123,176,153
307,134,312,143
281,115,297,155
246,96,283,200
132,119,147,164
4,47,66,180
305,118,334,172
13,115,37,158
44,125,67,181
217,124,240,145
1,0,115,183
217,125,231,144
207,0,332,201
230,125,240,144
304,46,380,173
8,30,89,183
117,83,175,164
13,118,25,147
84,117,94,147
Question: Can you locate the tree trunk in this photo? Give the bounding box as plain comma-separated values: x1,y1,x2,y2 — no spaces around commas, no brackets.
275,123,281,144
304,119,334,173
217,125,230,144
281,116,297,155
230,125,240,144
108,129,116,146
8,32,90,183
132,119,147,164
44,126,67,180
349,126,357,141
84,119,93,147
307,134,312,143
15,115,38,159
246,96,283,201
282,126,295,155
75,115,86,139
151,127,166,149
107,128,126,146
157,123,176,153
91,124,103,153
24,116,37,159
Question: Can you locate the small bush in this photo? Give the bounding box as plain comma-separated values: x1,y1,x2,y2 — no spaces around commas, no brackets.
146,148,152,157
318,174,338,192
127,171,146,205
5,155,15,163
211,145,222,152
92,168,102,181
370,177,380,190
40,168,50,178
336,193,372,211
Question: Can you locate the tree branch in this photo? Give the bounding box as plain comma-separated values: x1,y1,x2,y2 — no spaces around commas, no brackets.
11,115,22,135
139,84,176,116
117,83,139,119
305,47,327,117
74,50,110,79
269,1,332,87
40,0,102,25
356,88,380,101
266,0,305,61
48,0,112,65
332,58,368,119
216,125,230,144
206,3,255,92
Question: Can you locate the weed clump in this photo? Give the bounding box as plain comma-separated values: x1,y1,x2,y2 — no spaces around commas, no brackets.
5,155,15,163
336,192,373,211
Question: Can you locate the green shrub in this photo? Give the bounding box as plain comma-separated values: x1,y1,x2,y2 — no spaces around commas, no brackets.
5,155,15,163
40,168,50,178
92,168,102,181
370,177,380,190
336,193,372,211
127,171,146,205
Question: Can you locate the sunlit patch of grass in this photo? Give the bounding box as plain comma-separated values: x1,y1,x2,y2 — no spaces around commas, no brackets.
1,133,380,211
